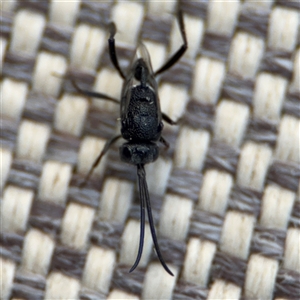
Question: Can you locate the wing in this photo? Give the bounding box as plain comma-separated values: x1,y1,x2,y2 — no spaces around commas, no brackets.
120,43,160,122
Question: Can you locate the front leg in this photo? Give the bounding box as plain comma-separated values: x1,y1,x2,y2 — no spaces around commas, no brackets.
108,22,126,79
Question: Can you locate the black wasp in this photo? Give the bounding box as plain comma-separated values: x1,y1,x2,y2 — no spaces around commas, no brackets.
73,10,187,276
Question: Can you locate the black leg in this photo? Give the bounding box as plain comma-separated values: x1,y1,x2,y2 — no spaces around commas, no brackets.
52,72,119,103
80,135,122,187
162,112,177,125
108,22,126,79
71,79,119,104
159,136,170,149
154,10,188,76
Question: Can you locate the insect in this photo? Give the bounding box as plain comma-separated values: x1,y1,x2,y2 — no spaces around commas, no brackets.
73,10,187,276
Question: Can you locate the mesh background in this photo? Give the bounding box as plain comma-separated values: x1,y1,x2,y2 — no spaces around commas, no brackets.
1,1,299,299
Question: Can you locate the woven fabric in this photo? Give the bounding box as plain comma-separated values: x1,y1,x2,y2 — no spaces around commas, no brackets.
1,1,299,299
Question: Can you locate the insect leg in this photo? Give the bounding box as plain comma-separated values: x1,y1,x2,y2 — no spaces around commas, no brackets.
159,136,170,149
108,23,126,79
160,113,178,149
71,79,119,103
80,135,122,186
137,164,174,276
154,10,188,76
162,112,177,125
51,72,119,103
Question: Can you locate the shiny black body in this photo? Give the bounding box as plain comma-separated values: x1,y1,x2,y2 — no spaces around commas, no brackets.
73,10,187,276
121,58,163,143
119,54,163,167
